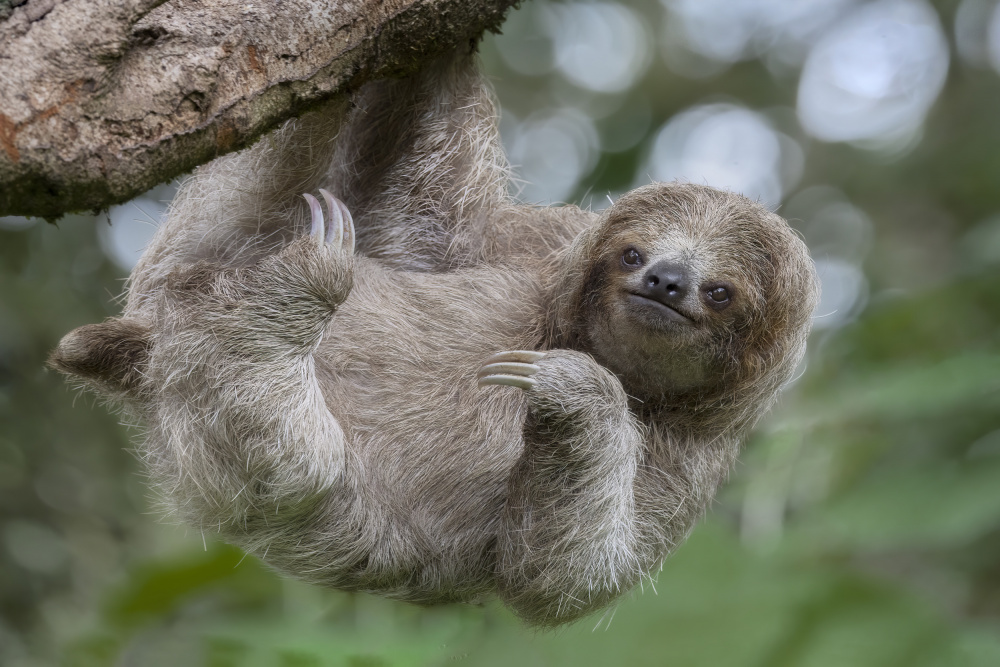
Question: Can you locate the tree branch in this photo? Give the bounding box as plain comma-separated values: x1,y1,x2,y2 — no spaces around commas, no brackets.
0,0,518,218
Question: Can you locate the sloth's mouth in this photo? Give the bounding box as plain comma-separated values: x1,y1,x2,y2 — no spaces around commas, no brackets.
627,293,694,324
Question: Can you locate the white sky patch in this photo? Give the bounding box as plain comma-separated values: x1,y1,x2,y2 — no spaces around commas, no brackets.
98,182,177,271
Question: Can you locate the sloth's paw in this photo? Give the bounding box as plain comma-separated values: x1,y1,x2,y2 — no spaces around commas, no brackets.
216,190,357,346
303,189,356,254
479,349,628,422
162,191,356,354
477,350,546,391
263,189,356,307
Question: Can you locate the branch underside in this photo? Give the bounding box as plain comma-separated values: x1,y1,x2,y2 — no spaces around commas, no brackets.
0,0,518,218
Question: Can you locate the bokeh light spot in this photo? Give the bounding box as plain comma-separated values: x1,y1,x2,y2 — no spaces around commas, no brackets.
959,214,1000,270
797,0,949,146
989,2,1000,73
493,2,556,76
0,216,36,230
643,104,797,208
3,520,69,575
548,2,651,94
812,257,869,329
784,186,874,261
954,0,998,67
661,0,858,70
494,1,651,94
506,110,599,204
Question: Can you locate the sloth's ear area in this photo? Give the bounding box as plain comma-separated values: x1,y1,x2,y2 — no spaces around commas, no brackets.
49,318,151,397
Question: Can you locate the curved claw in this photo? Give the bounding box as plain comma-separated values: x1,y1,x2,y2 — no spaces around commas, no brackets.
477,351,546,391
303,193,324,244
476,362,540,379
318,189,344,250
337,196,356,255
319,189,356,255
477,374,537,390
483,350,547,365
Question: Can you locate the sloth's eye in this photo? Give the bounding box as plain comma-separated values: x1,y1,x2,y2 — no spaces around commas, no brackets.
622,248,643,268
703,284,734,311
708,287,729,303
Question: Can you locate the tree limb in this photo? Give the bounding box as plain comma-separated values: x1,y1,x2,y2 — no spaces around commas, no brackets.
0,0,519,218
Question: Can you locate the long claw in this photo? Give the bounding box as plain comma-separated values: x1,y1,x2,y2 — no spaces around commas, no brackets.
477,375,537,390
303,193,324,244
483,350,547,365
337,197,356,255
477,351,546,391
318,189,355,255
318,189,344,250
475,362,540,379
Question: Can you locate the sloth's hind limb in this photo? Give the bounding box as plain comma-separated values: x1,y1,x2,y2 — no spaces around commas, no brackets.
146,194,354,535
126,96,352,315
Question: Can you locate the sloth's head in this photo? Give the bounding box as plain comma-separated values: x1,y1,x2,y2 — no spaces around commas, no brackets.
553,182,819,425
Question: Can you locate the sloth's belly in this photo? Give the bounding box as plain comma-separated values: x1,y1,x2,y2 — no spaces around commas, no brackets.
310,358,528,599
306,263,542,589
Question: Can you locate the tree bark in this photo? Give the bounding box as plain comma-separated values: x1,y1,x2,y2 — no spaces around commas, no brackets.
0,0,518,219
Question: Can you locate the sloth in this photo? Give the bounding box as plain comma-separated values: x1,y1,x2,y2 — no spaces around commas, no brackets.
51,51,819,626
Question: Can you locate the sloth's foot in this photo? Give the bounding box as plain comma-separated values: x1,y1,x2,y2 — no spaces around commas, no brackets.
207,190,356,350
160,191,356,355
263,187,356,319
260,188,356,310
477,350,546,390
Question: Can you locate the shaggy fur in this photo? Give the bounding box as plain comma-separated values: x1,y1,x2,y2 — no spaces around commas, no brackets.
50,51,819,627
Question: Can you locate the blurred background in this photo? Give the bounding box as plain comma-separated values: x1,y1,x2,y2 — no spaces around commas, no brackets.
2,0,1000,664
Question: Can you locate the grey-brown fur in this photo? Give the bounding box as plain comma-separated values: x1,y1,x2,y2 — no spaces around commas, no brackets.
50,51,819,627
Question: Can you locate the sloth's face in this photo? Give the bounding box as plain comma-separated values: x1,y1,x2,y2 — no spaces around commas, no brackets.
583,225,756,392
577,183,809,396
611,241,742,334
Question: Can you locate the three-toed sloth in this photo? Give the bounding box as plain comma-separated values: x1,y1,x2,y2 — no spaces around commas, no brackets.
51,50,818,626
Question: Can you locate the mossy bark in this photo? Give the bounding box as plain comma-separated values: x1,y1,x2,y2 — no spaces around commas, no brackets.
0,0,518,218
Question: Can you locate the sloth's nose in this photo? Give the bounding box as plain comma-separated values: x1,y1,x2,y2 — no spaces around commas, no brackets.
643,260,689,303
